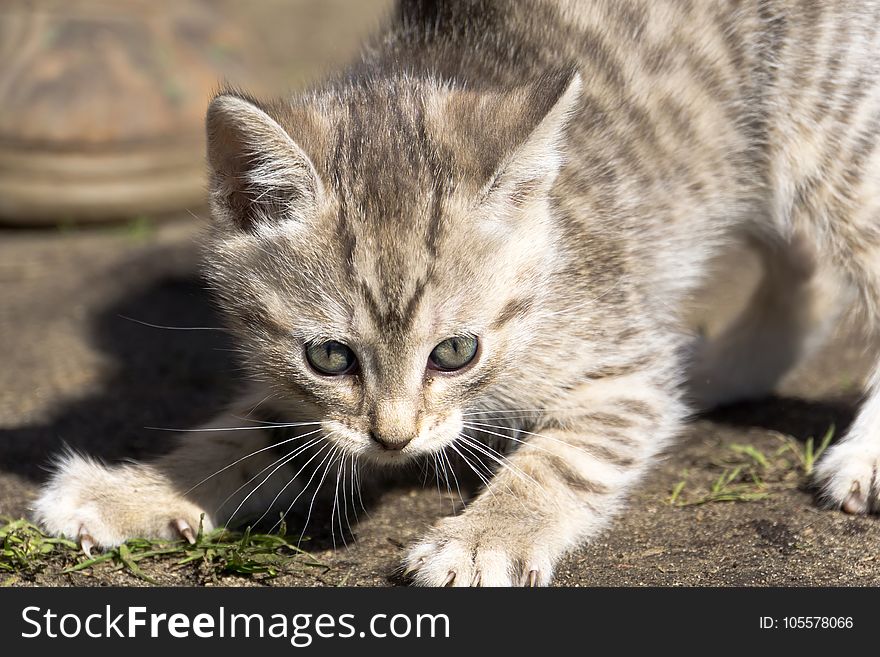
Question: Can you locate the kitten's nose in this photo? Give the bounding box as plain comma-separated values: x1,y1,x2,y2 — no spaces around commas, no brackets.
370,431,412,451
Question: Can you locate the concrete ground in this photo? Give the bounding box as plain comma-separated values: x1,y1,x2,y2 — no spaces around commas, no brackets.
1,217,879,587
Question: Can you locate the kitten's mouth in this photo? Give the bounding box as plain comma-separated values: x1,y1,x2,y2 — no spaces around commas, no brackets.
324,420,457,466
362,444,420,466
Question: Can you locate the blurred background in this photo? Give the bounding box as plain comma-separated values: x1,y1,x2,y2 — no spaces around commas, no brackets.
0,0,390,224
0,1,389,495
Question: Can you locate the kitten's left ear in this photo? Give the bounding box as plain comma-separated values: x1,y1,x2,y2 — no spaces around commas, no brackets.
206,92,325,233
483,71,582,207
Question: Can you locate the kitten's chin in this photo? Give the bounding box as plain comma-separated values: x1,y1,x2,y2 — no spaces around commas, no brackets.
361,447,419,468
358,442,449,468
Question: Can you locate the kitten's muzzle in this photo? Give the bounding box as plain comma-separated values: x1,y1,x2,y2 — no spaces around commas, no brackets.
369,431,412,451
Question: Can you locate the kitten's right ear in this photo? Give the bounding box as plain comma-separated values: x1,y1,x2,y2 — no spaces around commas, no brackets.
206,93,324,233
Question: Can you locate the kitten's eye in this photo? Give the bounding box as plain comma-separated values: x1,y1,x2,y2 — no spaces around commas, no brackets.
305,340,357,375
428,336,479,372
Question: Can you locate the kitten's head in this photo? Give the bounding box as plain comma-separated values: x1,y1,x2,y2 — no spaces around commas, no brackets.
204,70,581,466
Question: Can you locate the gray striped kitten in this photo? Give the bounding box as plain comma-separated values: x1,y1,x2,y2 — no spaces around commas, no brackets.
35,0,880,586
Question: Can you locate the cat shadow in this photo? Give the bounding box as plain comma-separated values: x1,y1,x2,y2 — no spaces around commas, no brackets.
0,252,238,481
701,394,858,450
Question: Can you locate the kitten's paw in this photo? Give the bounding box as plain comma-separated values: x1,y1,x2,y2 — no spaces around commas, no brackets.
33,452,212,554
813,439,880,514
402,515,554,587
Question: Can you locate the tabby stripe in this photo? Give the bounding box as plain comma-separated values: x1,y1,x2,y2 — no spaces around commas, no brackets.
543,455,610,496
607,0,648,41
813,10,851,123
575,442,636,468
579,27,627,91
491,296,535,329
615,399,661,422
580,412,635,430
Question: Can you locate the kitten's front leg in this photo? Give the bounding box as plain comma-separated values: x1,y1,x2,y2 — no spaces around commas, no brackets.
33,451,217,554
404,378,683,586
33,398,313,553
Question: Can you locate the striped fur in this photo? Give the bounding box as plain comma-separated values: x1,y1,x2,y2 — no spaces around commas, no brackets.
34,0,880,586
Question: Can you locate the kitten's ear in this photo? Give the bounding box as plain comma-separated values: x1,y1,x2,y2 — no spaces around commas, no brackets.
483,71,582,208
206,93,324,233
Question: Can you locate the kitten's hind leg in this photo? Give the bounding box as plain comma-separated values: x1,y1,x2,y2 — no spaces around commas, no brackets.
687,233,834,411
33,391,324,552
814,363,880,513
813,250,880,514
810,152,880,513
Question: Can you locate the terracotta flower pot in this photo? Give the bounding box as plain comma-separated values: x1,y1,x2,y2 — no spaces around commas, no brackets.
0,0,247,224
0,0,390,226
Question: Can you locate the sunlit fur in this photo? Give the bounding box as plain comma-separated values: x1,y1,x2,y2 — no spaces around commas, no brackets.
203,73,590,468
35,0,880,586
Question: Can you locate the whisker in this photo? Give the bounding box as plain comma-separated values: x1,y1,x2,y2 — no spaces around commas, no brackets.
251,438,336,531
464,422,564,460
296,446,341,544
347,454,356,522
461,414,551,424
241,393,278,419
542,278,623,318
435,448,456,513
224,436,329,530
440,448,466,510
330,452,345,548
418,455,431,487
149,421,324,433
185,426,325,494
431,453,443,502
464,420,559,441
436,451,450,495
457,434,543,491
459,434,549,511
460,408,582,416
353,457,369,517
447,441,496,499
341,453,356,542
463,420,616,464
215,435,323,515
454,439,527,508
118,314,230,332
229,417,327,428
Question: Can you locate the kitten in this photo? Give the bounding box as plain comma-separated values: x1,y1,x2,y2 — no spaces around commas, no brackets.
34,0,880,586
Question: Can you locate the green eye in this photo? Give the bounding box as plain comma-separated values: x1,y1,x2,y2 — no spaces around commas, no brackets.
428,336,479,372
305,340,357,375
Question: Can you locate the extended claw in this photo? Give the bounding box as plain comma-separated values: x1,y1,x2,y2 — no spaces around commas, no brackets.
443,571,456,587
527,570,538,587
842,481,866,515
403,558,424,578
173,518,196,545
470,572,482,587
78,525,95,558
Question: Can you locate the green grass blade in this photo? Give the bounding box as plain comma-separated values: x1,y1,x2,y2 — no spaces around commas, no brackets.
117,544,158,584
62,553,116,573
668,481,686,505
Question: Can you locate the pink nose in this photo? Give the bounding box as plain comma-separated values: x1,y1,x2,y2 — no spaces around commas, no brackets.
370,431,412,450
